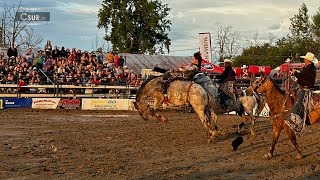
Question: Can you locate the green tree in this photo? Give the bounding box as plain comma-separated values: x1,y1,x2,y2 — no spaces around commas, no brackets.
311,7,320,40
289,3,311,38
97,0,171,54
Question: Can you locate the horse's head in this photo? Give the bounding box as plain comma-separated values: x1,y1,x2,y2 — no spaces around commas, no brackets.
246,72,271,95
133,101,153,121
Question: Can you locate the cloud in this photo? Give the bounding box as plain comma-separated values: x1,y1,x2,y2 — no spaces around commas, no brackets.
54,1,99,15
268,24,281,31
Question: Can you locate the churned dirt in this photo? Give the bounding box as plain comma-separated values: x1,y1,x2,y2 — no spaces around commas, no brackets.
0,109,319,179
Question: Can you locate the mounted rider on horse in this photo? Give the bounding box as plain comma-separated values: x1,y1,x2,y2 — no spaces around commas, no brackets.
161,52,239,112
285,52,318,133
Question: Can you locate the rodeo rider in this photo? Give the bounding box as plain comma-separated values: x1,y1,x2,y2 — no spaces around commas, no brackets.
285,52,318,132
215,59,238,110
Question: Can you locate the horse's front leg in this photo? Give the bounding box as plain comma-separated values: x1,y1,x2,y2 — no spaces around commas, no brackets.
284,124,303,160
264,126,282,159
153,97,168,123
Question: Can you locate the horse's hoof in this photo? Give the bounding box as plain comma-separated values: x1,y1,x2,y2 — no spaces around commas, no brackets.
295,154,303,160
161,117,168,123
263,152,273,159
207,138,213,143
219,130,226,137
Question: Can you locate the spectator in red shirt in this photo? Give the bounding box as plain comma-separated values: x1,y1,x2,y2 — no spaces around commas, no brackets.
91,76,100,85
114,53,120,67
17,78,26,92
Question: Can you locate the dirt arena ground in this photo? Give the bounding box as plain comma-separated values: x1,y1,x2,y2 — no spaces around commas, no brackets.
0,109,319,179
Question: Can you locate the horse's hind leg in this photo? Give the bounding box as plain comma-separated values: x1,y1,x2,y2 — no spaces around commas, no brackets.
284,124,303,159
194,106,216,142
237,113,255,136
249,114,256,136
264,126,282,159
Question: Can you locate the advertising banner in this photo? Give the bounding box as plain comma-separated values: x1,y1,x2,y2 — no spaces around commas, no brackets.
0,99,3,109
16,12,50,21
82,99,133,110
1,98,32,109
58,99,81,109
199,32,212,63
32,98,61,109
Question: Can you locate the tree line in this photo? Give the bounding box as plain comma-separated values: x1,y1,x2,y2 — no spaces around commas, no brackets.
232,3,320,68
98,1,320,68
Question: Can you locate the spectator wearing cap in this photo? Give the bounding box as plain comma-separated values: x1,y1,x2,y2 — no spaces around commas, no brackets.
123,65,129,74
240,65,249,78
273,67,283,78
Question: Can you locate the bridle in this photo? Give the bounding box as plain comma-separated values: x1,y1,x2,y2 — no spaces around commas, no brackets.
251,76,272,94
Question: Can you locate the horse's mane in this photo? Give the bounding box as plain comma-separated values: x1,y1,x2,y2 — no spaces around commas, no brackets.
269,77,285,95
136,75,162,101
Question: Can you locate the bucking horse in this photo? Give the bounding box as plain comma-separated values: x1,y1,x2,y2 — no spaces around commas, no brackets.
133,74,264,142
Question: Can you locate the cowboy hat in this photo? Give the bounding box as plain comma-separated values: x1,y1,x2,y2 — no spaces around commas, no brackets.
285,58,291,63
275,67,280,71
241,65,247,69
300,52,318,64
224,59,232,63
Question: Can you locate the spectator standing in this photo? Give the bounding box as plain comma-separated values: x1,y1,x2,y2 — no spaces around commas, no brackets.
52,46,60,60
60,47,67,58
118,55,125,69
37,50,45,70
106,51,114,63
25,48,34,66
114,53,120,67
7,44,18,58
44,40,52,58
97,51,104,64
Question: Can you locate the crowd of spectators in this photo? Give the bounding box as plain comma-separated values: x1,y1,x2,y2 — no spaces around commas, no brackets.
0,40,143,94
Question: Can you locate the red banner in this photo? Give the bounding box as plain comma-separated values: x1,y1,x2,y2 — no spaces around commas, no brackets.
58,99,81,109
248,65,271,75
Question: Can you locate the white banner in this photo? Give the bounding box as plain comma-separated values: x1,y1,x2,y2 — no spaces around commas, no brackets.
199,32,212,63
82,99,135,110
32,98,61,109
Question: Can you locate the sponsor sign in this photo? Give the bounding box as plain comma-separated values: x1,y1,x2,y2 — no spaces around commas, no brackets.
1,98,32,109
32,98,60,109
199,32,212,63
259,103,270,117
58,99,81,109
0,99,3,109
16,12,50,21
82,99,133,110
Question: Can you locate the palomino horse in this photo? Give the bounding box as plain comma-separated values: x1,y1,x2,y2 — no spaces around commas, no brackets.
133,75,263,142
246,73,320,159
